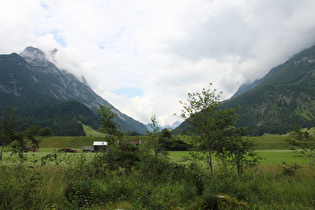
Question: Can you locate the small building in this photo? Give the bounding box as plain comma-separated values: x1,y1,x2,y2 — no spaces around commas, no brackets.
118,139,141,151
130,140,141,146
26,146,40,152
82,146,94,152
118,139,141,146
93,141,108,152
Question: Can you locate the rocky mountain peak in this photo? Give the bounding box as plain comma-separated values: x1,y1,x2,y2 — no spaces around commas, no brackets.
19,46,49,67
20,46,46,58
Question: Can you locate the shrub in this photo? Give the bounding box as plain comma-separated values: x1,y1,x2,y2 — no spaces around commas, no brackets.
64,178,99,208
282,162,302,176
0,165,44,209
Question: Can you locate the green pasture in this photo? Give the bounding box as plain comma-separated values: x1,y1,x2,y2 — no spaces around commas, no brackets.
168,150,308,165
37,136,105,148
81,124,315,150
82,124,104,137
1,148,95,167
248,134,290,150
177,133,292,150
1,148,309,167
3,129,313,166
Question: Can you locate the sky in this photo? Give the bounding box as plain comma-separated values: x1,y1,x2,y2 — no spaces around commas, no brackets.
1,0,315,126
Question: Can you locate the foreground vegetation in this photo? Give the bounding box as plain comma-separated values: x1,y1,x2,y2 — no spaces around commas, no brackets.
1,124,314,209
0,147,314,209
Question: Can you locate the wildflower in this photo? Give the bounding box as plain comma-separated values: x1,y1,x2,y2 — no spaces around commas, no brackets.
100,202,104,205
255,196,258,198
84,199,88,202
91,204,94,207
271,197,274,199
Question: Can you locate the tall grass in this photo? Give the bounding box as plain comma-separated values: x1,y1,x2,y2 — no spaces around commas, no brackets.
0,149,314,209
1,130,314,209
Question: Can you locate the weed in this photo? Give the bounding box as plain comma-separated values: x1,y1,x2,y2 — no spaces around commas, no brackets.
282,162,302,176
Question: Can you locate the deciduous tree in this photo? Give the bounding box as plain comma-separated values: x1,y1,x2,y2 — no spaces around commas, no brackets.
178,83,223,176
97,104,123,143
287,124,315,168
0,105,17,161
39,126,52,137
178,83,259,176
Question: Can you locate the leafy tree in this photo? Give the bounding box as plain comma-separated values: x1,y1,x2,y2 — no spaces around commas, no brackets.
146,115,164,157
11,132,28,161
0,105,17,161
159,128,191,151
39,126,52,137
217,126,260,176
287,124,315,168
136,115,172,177
10,124,43,162
1,106,44,161
97,104,123,143
92,105,141,173
25,125,41,148
178,83,258,176
99,141,140,172
178,83,223,176
161,128,172,138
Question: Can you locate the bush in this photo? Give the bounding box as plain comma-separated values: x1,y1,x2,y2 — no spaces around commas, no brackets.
159,137,191,151
64,178,100,208
282,162,302,176
0,165,44,209
201,188,219,210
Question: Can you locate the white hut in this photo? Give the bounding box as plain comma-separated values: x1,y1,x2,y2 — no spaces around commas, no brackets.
93,141,108,152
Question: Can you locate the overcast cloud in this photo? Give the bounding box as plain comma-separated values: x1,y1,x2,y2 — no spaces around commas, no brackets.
1,0,315,126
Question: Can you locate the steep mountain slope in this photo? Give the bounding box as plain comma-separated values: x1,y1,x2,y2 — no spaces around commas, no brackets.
176,45,315,135
0,47,147,135
224,45,315,135
231,79,260,98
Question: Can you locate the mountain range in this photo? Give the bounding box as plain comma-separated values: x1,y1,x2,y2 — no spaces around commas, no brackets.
0,47,147,135
1,45,314,136
176,45,315,135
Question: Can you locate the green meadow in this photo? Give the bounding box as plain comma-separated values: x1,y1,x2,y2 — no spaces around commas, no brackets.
168,150,307,165
1,128,314,209
2,131,312,168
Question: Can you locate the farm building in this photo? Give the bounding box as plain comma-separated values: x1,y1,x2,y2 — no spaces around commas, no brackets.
26,146,40,152
118,139,141,146
82,141,108,152
93,141,108,152
118,139,141,151
82,146,94,152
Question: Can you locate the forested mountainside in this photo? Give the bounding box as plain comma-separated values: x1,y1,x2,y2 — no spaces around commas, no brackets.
176,45,315,135
0,47,147,135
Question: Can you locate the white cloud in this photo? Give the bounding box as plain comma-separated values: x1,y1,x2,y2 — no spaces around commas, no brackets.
1,0,315,126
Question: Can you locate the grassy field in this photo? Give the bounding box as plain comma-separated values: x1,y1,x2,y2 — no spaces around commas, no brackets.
1,148,309,167
37,136,105,148
82,124,105,137
248,134,290,150
10,129,310,167
1,131,314,209
168,150,308,165
38,134,285,149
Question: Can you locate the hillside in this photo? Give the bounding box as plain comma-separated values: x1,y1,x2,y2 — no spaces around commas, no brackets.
0,47,147,135
176,45,315,135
